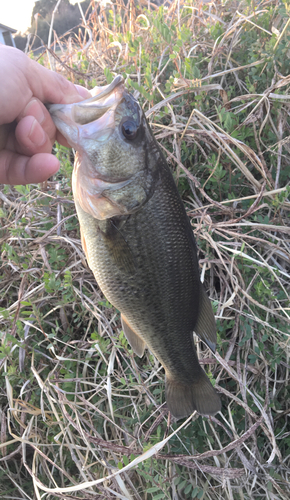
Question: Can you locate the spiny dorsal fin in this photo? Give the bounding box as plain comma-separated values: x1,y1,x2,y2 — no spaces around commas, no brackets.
194,284,216,353
121,314,146,358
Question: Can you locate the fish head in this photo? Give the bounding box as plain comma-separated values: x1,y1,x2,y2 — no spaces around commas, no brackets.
48,76,159,219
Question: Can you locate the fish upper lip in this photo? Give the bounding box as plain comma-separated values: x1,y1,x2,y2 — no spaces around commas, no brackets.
81,75,124,104
47,75,125,124
47,75,127,147
71,76,125,124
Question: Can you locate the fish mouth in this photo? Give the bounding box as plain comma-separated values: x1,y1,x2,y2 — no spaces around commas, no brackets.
47,75,126,148
48,76,143,220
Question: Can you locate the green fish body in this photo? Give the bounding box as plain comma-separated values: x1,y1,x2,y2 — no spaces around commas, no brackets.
48,77,221,419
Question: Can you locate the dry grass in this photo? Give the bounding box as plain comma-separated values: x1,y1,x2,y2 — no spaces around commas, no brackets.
0,0,290,498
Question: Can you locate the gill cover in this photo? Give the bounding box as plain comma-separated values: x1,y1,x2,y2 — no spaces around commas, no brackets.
48,76,152,220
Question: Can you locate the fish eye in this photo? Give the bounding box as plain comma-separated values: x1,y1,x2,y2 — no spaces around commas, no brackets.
121,120,138,141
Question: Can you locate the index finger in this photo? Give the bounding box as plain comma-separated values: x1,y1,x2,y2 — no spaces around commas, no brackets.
0,46,91,125
27,60,91,105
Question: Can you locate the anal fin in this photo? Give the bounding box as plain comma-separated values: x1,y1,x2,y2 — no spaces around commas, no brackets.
194,284,216,352
121,314,146,358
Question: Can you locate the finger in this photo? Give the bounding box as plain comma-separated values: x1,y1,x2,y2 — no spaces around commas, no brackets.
14,116,53,156
0,149,59,185
18,98,56,142
0,46,91,125
27,58,91,105
0,122,15,151
16,109,74,152
75,85,91,100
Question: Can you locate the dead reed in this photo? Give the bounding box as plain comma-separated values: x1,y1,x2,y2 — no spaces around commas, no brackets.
0,1,289,498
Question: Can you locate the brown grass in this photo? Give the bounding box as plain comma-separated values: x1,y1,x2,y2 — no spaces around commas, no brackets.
0,1,290,499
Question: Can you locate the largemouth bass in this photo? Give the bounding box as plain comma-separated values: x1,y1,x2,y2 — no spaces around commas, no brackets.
48,76,221,419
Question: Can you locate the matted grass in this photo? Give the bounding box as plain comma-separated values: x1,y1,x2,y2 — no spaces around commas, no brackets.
0,1,289,498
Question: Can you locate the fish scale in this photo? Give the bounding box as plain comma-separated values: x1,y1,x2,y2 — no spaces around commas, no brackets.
76,157,212,393
48,76,221,419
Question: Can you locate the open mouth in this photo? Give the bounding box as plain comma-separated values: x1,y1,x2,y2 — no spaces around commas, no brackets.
47,75,125,147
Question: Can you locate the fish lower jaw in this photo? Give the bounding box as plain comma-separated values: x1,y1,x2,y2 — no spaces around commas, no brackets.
78,194,126,220
73,174,134,219
89,177,133,192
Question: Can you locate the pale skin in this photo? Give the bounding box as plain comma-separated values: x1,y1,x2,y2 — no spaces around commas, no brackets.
0,45,91,185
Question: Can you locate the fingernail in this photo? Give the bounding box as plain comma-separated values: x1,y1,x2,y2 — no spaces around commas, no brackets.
29,118,46,146
75,84,91,99
24,99,45,124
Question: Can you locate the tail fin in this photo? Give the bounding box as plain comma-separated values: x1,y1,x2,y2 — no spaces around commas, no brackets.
165,371,221,419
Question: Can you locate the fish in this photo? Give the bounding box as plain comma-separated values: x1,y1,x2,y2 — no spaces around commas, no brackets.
48,76,221,419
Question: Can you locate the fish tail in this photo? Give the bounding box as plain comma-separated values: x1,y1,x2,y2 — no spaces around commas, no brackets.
165,371,221,419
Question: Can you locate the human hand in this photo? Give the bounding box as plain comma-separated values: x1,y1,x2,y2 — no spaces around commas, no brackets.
0,45,91,185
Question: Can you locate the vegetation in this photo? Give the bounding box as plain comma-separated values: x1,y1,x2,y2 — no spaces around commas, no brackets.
1,0,290,498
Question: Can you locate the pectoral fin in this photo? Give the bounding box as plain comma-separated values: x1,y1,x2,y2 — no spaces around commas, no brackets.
100,220,136,276
121,314,146,357
194,284,216,352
